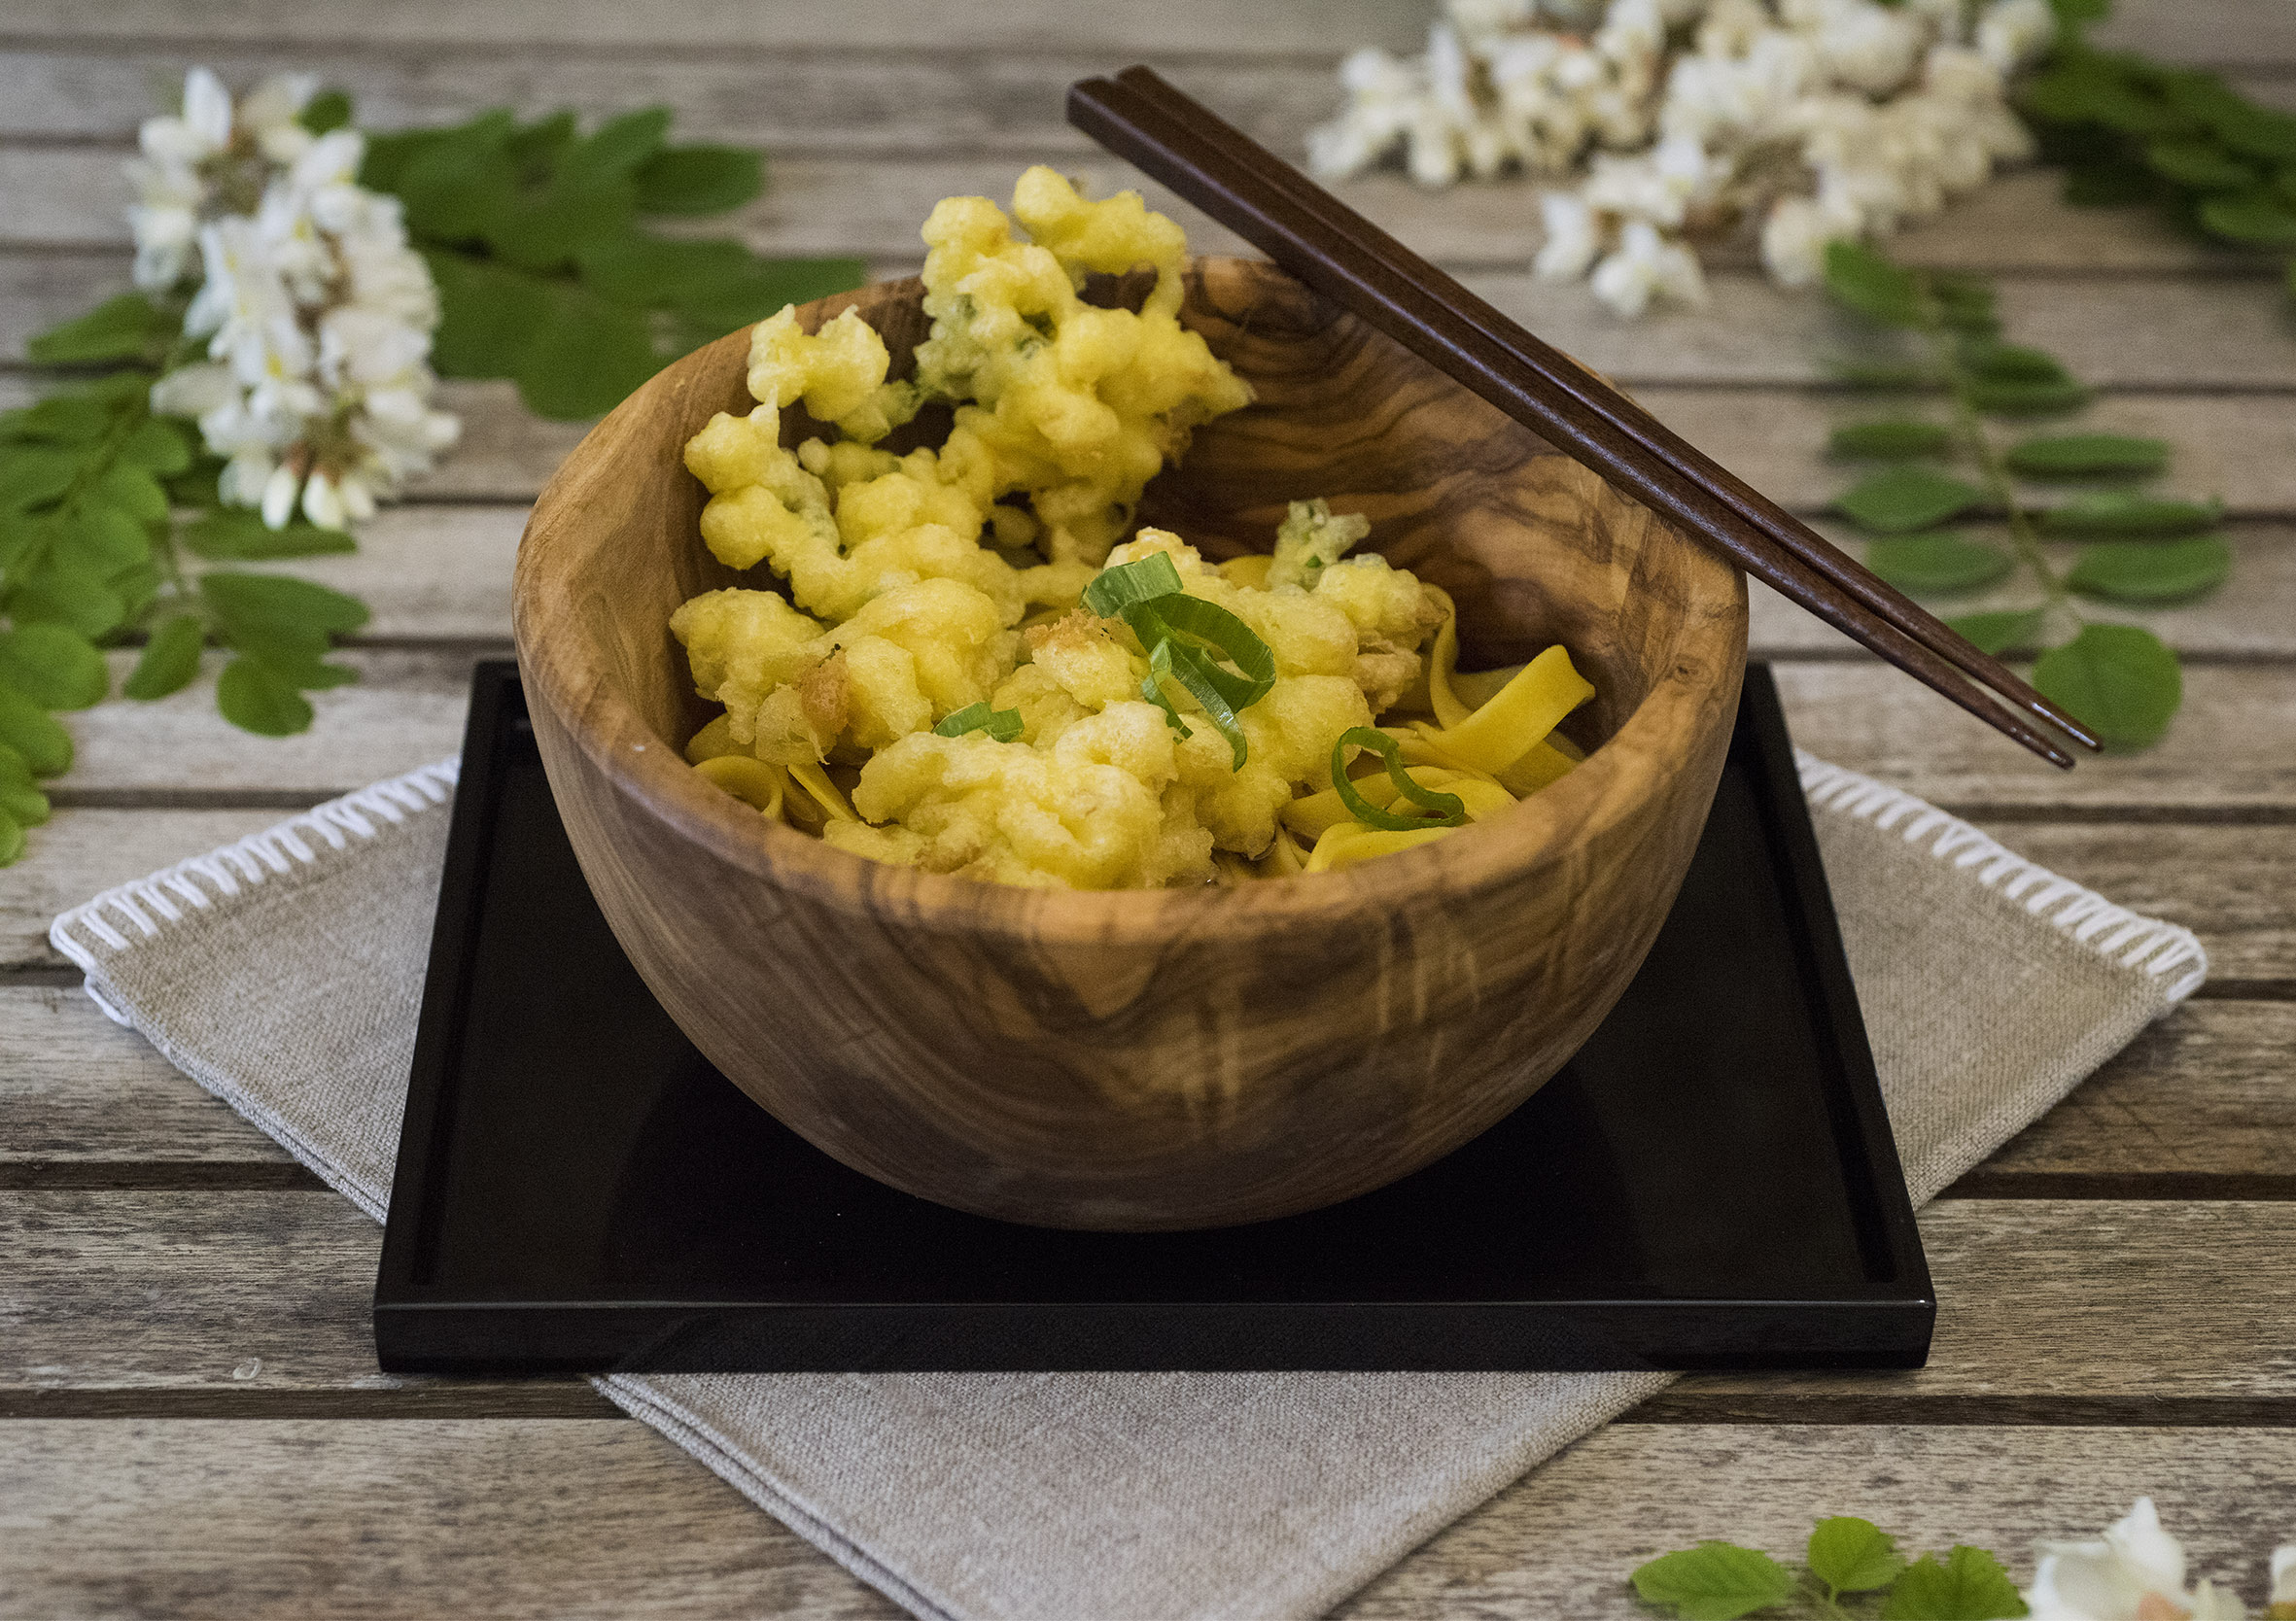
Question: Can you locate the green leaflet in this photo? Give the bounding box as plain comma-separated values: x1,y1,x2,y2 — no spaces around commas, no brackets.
215,657,316,737
179,508,358,561
2003,433,2169,477
1629,1542,1796,1621
2143,137,2255,190
10,556,126,639
2034,623,2182,750
632,146,765,215
2197,191,2296,246
1827,419,1953,460
513,289,660,420
1878,1546,2029,1620
1824,240,1924,327
2066,536,2232,602
1863,533,2013,594
1945,607,2049,656
932,703,1024,742
2041,493,2224,535
1331,728,1468,832
23,293,169,364
123,614,205,701
1805,1518,1906,1598
0,682,72,776
0,623,107,709
1834,467,1987,533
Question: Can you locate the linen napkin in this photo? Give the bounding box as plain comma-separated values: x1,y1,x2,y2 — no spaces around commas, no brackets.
50,745,2205,1621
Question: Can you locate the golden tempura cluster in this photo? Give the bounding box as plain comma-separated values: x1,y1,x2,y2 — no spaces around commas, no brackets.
669,171,1597,890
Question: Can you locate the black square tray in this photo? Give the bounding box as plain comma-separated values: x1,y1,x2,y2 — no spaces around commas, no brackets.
375,662,1931,1373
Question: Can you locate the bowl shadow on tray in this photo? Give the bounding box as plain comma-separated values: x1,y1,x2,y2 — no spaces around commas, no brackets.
512,255,1747,1232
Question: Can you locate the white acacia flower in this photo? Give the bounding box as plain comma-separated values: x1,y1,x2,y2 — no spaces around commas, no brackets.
1310,0,2046,317
2025,1498,2246,1621
134,67,455,530
1590,218,1707,316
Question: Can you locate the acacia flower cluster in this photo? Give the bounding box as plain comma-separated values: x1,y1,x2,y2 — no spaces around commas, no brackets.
129,68,457,529
1308,0,2056,318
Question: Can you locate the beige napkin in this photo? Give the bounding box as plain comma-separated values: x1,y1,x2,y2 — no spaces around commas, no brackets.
50,744,2203,1621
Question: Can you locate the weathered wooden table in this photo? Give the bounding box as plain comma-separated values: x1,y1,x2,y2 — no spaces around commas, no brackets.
5,2,2293,1614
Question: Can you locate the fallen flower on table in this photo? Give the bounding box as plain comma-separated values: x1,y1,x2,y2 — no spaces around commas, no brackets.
1630,1499,2276,1620
2026,1499,2243,1621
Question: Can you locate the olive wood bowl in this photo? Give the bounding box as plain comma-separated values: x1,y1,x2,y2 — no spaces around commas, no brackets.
512,257,1747,1231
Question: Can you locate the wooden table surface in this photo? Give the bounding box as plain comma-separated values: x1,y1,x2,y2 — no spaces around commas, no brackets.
4,2,2293,1615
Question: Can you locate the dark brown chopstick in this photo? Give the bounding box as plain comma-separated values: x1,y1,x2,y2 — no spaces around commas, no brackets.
1108,67,2096,762
1064,71,2096,768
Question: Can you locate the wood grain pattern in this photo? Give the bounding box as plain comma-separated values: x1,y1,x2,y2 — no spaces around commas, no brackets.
3,1421,2290,1619
514,258,1746,1228
9,1193,2292,1400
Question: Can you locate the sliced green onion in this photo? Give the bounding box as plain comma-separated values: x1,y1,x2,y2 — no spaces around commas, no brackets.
933,702,1024,742
1082,551,1184,617
1083,552,1278,773
1330,727,1468,832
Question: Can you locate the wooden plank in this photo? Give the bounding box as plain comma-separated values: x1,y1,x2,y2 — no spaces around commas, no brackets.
8,139,2295,285
0,0,2284,61
1964,823,2296,984
0,1418,901,1621
6,247,2296,389
59,647,476,795
1,1421,2288,1620
1776,662,2296,811
2,41,2285,157
6,1193,2290,1399
1344,1425,2296,1618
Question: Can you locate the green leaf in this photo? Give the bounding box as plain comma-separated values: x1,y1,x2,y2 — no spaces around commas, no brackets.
932,702,1025,742
1930,274,2000,336
561,108,671,188
180,507,358,560
0,682,73,775
1880,1545,2030,1620
0,809,22,866
2066,535,2232,602
123,613,205,700
2144,138,2256,190
1963,342,2070,384
200,570,370,635
2004,433,2169,477
299,86,354,135
423,250,556,379
514,289,661,418
1,393,113,445
0,623,107,708
92,462,169,524
116,416,193,475
576,234,756,307
215,656,315,737
1630,1542,1797,1621
1808,1518,1907,1596
1947,606,2050,655
1828,420,1954,460
1826,240,1924,327
0,767,50,830
2041,493,2224,535
1835,467,1987,533
0,446,90,512
668,255,869,335
1967,379,2091,417
2197,191,2296,246
2062,159,2158,206
64,504,151,569
389,111,518,242
2033,623,2181,751
9,555,124,638
1864,533,2013,593
633,145,766,215
25,293,168,363
486,177,638,273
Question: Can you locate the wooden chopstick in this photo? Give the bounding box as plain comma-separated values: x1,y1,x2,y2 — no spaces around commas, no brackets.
1105,67,2098,761
1064,71,2094,768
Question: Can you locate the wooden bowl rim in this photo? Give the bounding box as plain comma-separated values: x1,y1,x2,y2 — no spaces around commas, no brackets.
514,259,1747,947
